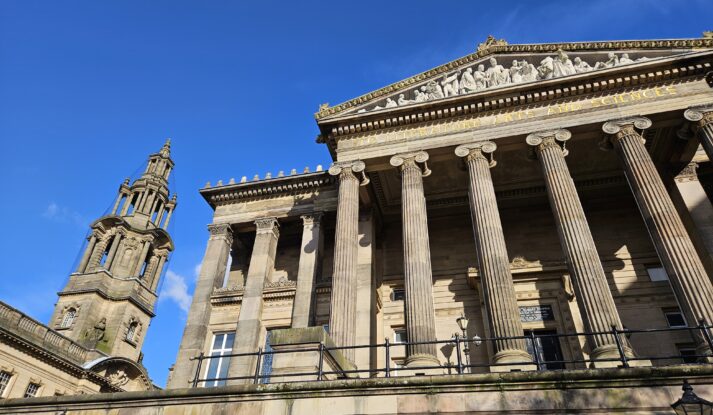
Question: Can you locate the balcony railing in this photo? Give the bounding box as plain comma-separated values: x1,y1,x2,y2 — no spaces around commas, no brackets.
190,321,713,387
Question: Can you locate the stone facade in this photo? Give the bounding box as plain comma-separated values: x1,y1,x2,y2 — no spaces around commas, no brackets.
0,141,177,399
5,34,713,413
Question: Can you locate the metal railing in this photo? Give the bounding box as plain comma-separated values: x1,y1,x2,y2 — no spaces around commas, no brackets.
189,320,713,387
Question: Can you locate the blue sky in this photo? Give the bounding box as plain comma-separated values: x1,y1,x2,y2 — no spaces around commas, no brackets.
0,0,711,387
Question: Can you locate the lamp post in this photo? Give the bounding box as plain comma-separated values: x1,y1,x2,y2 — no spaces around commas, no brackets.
672,380,713,415
455,314,482,373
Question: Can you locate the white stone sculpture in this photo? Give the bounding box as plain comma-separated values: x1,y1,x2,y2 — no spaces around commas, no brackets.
385,98,397,108
509,60,523,83
538,56,554,80
573,57,593,73
397,93,413,106
594,52,619,69
473,64,487,90
441,71,460,97
485,58,510,87
553,49,576,77
619,53,634,65
459,67,478,93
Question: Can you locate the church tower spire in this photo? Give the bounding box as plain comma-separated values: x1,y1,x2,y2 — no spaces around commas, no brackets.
50,140,177,362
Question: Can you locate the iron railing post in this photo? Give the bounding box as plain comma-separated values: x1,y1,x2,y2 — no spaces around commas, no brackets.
384,338,391,378
530,331,541,371
317,343,324,381
612,326,629,368
192,352,204,388
454,334,463,374
699,319,713,359
253,347,263,384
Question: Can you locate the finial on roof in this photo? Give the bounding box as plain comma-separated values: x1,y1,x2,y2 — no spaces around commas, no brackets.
160,138,171,157
319,103,329,112
290,169,297,175
205,181,211,188
253,174,259,181
477,35,508,52
278,170,284,177
304,167,310,173
217,180,223,186
316,165,323,172
171,194,178,202
228,178,235,184
240,176,247,183
265,172,272,179
123,177,130,185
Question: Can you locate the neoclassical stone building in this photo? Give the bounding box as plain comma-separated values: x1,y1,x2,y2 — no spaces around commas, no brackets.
5,34,713,414
0,141,176,398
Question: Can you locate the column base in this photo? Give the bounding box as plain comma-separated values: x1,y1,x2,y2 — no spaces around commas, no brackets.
403,353,444,375
588,344,651,368
695,344,713,363
490,349,535,373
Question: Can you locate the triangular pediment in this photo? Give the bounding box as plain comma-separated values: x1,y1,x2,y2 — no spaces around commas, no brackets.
315,36,713,121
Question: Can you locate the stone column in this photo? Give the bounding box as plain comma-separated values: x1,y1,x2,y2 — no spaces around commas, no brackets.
227,217,279,384
292,213,323,328
684,105,713,162
104,233,123,270
77,234,98,273
120,193,133,216
111,193,124,215
603,117,713,355
151,251,168,292
167,224,232,389
390,151,439,368
455,142,531,366
527,129,630,364
133,240,152,277
328,160,369,363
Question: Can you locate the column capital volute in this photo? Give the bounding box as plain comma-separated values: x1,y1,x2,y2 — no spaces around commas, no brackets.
328,160,370,186
255,217,280,237
526,129,571,157
301,212,323,226
602,116,652,136
455,141,497,167
390,150,432,177
207,223,233,243
684,105,713,127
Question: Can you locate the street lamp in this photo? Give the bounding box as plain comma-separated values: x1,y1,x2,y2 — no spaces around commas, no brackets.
672,380,713,415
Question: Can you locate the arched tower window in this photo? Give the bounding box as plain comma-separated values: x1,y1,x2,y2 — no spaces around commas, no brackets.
60,308,77,329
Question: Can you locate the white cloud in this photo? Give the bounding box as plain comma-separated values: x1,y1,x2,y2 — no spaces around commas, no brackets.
42,202,87,227
160,270,192,313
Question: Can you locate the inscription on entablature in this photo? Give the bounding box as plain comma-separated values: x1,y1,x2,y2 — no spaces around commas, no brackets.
338,85,679,151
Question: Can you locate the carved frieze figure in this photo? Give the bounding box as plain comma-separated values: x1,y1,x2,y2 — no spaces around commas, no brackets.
397,93,412,106
459,67,478,93
520,59,539,82
414,86,429,102
552,49,576,77
537,56,554,79
509,59,523,83
425,80,444,100
473,64,487,90
594,52,619,69
573,57,593,73
485,58,510,87
107,369,129,387
619,53,634,65
385,98,397,108
441,71,460,97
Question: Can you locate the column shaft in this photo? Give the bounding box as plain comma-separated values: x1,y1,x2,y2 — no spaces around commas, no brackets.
527,130,625,360
292,214,322,328
227,217,279,383
77,235,97,273
606,118,713,351
167,224,232,388
104,233,122,270
391,152,438,366
456,143,530,364
328,168,360,362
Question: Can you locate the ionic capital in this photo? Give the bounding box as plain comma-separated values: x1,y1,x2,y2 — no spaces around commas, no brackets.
455,141,497,167
684,105,713,128
602,116,652,137
328,160,370,186
301,212,323,227
526,129,572,156
208,223,233,244
390,150,432,177
255,217,280,238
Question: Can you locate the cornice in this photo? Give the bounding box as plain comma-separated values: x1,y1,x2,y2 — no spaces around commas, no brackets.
315,37,713,121
200,171,336,208
57,287,156,318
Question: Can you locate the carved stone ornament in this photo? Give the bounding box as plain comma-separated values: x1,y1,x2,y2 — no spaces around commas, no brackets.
255,217,279,236
207,223,233,243
675,162,699,183
455,141,498,167
684,105,713,127
328,160,370,186
107,369,130,387
602,116,652,136
390,150,432,177
477,35,508,52
526,129,572,156
301,212,323,226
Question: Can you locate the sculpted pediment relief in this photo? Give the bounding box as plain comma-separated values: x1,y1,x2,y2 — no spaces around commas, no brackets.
315,37,713,120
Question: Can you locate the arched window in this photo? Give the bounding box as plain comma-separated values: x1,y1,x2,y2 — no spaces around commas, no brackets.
126,321,139,342
60,308,77,329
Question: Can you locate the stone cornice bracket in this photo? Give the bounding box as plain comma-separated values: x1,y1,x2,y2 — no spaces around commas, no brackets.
601,116,652,149
328,160,370,186
255,217,280,238
525,129,572,158
301,212,323,226
207,223,233,245
389,150,432,177
684,105,713,130
455,141,498,167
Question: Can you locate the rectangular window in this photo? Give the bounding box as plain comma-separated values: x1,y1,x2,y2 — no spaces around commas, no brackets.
663,308,687,328
391,288,405,302
0,371,11,397
203,332,235,387
393,328,408,344
647,266,668,282
24,383,40,398
678,347,698,364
